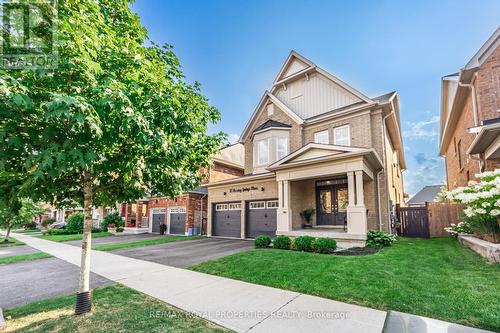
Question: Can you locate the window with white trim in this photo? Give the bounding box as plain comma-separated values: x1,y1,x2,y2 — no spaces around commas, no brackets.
249,201,265,209
215,204,228,211
266,200,279,208
276,137,288,160
228,203,241,210
314,130,329,144
256,139,269,166
333,125,350,146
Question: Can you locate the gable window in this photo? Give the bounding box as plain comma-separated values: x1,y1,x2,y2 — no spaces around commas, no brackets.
256,139,269,166
276,137,288,160
314,130,329,144
333,125,350,146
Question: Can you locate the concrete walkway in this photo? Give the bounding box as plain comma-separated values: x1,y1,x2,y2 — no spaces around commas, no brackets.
5,232,492,333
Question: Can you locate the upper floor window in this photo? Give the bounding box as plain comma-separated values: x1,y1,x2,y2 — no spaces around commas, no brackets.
314,130,329,144
333,125,350,146
277,137,288,160
256,139,269,166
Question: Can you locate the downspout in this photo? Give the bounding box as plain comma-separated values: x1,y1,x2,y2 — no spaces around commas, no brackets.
200,193,207,236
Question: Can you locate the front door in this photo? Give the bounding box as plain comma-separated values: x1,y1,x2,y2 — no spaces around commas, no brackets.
316,184,348,226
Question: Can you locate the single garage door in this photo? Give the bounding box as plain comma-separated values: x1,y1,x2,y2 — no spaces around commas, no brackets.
213,202,241,238
246,200,278,238
151,210,165,233
169,207,186,235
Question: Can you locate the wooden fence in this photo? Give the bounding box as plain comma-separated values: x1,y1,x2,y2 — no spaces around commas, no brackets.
426,202,464,237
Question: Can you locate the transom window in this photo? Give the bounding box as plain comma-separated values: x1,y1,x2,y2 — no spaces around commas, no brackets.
249,201,266,209
314,130,329,144
215,204,228,211
266,200,279,208
333,125,350,146
228,203,241,210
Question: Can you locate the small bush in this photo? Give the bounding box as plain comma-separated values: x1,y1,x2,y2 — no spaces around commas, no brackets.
66,212,84,233
42,228,75,236
366,230,396,247
42,218,56,228
273,235,291,250
294,235,315,252
23,221,38,230
313,237,337,254
102,212,123,232
444,221,473,237
92,227,103,233
255,235,271,248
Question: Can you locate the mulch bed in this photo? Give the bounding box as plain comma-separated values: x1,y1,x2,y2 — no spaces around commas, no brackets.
335,246,380,256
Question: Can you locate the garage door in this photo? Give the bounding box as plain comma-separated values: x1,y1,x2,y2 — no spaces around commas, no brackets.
151,211,165,233
212,202,241,238
246,200,278,238
169,207,186,235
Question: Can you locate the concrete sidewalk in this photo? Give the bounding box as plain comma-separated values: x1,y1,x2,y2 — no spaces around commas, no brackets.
5,232,492,333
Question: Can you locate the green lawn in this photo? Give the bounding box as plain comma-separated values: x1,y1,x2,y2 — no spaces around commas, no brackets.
93,235,203,251
0,237,25,247
36,232,112,242
0,252,52,265
191,238,500,331
13,229,42,234
2,284,228,333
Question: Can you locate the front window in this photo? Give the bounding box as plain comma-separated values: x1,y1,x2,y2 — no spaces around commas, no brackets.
276,137,288,160
314,130,329,144
333,125,350,146
257,139,269,165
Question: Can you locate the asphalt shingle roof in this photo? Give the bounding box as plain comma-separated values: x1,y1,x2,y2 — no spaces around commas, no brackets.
407,185,443,205
253,120,292,132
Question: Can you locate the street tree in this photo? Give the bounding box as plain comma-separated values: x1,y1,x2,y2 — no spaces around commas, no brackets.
0,0,224,314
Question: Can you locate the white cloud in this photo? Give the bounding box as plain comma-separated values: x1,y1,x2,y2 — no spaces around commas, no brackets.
404,116,440,139
227,133,240,144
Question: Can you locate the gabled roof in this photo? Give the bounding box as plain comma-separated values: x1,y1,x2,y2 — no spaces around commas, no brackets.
407,185,443,205
239,91,303,143
253,119,291,133
372,91,397,104
464,27,500,70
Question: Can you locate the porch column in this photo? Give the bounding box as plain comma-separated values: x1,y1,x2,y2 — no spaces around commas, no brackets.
347,172,355,207
346,170,367,236
355,170,365,207
277,180,292,233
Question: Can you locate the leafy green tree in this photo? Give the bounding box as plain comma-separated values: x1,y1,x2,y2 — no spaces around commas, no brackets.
0,0,224,313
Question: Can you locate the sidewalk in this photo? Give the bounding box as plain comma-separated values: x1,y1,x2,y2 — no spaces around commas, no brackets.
6,233,492,333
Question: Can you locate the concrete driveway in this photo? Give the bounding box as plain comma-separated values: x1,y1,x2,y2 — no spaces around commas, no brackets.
0,257,111,308
110,237,254,267
65,233,164,247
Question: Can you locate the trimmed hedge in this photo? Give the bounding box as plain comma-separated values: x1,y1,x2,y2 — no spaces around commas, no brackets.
313,237,337,254
255,235,271,248
273,235,291,250
293,236,315,252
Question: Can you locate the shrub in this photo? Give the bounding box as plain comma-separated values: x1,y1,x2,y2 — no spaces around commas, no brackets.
463,215,500,243
254,235,271,248
444,221,473,237
23,221,38,230
66,212,84,233
313,237,337,254
42,218,56,228
42,228,75,236
92,227,103,233
102,212,123,231
294,235,315,252
366,230,396,247
273,235,291,250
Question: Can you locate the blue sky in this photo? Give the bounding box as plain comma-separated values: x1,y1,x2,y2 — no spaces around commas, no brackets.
132,0,500,195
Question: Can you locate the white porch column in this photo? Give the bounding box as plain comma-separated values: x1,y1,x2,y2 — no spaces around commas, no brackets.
347,171,355,207
277,180,292,233
346,170,367,236
355,170,365,207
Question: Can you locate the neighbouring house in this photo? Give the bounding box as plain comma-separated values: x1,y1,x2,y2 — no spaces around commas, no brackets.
205,51,406,247
406,185,443,207
48,206,115,226
439,27,500,190
120,143,244,235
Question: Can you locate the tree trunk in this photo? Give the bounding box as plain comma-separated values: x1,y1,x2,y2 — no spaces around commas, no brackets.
4,224,12,242
75,171,93,315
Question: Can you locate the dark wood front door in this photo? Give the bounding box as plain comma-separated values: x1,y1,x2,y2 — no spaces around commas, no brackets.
316,184,349,226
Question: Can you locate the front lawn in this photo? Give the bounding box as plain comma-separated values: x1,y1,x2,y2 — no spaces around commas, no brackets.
36,232,112,242
94,235,203,251
2,283,228,333
0,237,25,247
0,252,52,265
191,237,500,331
13,229,42,234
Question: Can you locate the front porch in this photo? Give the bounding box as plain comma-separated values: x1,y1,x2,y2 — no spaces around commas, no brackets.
267,143,383,248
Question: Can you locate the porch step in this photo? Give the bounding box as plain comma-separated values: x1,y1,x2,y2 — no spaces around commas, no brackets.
122,227,149,235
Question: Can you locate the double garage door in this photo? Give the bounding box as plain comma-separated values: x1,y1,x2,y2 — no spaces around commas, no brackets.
212,200,278,239
151,207,186,235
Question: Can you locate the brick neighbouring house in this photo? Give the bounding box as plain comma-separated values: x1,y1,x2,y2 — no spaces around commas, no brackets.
120,143,244,234
439,27,500,190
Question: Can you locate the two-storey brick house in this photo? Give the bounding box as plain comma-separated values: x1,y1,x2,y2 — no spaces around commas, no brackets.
120,143,244,235
205,51,406,247
439,27,500,189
